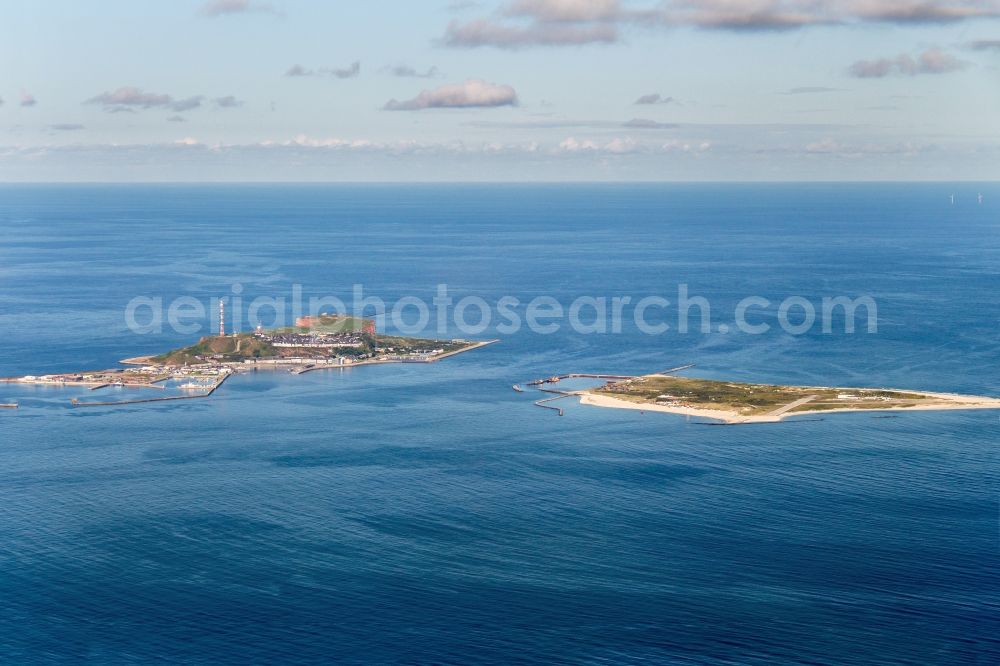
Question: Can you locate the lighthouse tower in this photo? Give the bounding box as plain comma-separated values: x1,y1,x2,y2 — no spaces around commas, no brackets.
219,300,226,337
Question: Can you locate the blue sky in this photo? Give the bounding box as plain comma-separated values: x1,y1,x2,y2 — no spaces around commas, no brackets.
2,0,999,180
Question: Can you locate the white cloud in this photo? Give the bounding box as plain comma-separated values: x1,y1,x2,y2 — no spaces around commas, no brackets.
967,39,1000,51
624,118,678,129
849,48,967,77
14,133,986,184
505,0,621,22
658,0,1000,27
604,137,639,153
85,87,205,112
384,79,518,110
849,0,1000,23
444,1,1000,48
283,135,376,149
662,140,712,153
285,62,361,79
214,96,244,108
200,1,275,17
634,93,675,105
444,18,616,47
171,96,204,112
805,137,921,156
386,65,441,78
558,137,600,151
781,86,842,94
326,62,361,79
87,87,172,108
556,136,681,154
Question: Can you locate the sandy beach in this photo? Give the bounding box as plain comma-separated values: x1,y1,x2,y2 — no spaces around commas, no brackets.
120,356,156,366
578,390,1000,425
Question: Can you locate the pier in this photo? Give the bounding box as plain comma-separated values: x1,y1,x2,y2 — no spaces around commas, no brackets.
527,373,637,387
71,374,230,408
534,394,573,417
88,382,166,391
523,372,641,416
656,364,696,375
521,365,697,418
2,378,168,390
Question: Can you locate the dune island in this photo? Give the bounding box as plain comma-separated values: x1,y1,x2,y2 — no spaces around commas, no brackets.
1,315,496,408
524,370,1000,424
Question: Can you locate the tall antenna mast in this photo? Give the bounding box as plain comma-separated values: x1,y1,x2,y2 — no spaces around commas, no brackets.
219,300,226,337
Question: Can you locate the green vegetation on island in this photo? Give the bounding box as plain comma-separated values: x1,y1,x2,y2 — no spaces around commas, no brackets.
587,373,996,423
279,314,372,335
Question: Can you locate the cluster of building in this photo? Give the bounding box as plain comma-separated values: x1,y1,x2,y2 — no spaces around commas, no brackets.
655,394,689,408
603,378,643,393
381,346,445,358
132,365,223,377
837,393,895,402
382,351,444,362
243,356,357,366
255,331,367,349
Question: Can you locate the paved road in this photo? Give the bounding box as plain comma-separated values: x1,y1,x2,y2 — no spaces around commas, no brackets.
762,395,819,419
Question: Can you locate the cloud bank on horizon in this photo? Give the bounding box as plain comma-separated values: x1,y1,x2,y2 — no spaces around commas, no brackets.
0,0,998,181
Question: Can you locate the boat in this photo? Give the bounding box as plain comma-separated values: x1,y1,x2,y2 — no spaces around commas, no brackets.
512,384,524,392
0,403,18,409
178,382,213,390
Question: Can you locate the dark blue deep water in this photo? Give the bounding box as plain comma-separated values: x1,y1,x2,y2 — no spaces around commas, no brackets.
1,184,998,664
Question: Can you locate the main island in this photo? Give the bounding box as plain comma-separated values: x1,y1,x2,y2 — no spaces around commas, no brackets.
1,315,496,408
524,370,1000,424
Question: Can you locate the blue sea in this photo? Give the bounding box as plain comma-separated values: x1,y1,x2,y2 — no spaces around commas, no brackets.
1,184,998,664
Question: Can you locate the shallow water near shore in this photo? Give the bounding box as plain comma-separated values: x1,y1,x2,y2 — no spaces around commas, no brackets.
1,184,999,664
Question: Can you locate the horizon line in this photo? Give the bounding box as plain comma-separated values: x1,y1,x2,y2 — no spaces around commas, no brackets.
0,179,997,185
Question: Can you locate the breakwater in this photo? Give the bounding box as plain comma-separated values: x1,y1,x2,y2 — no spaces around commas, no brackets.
70,374,229,408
